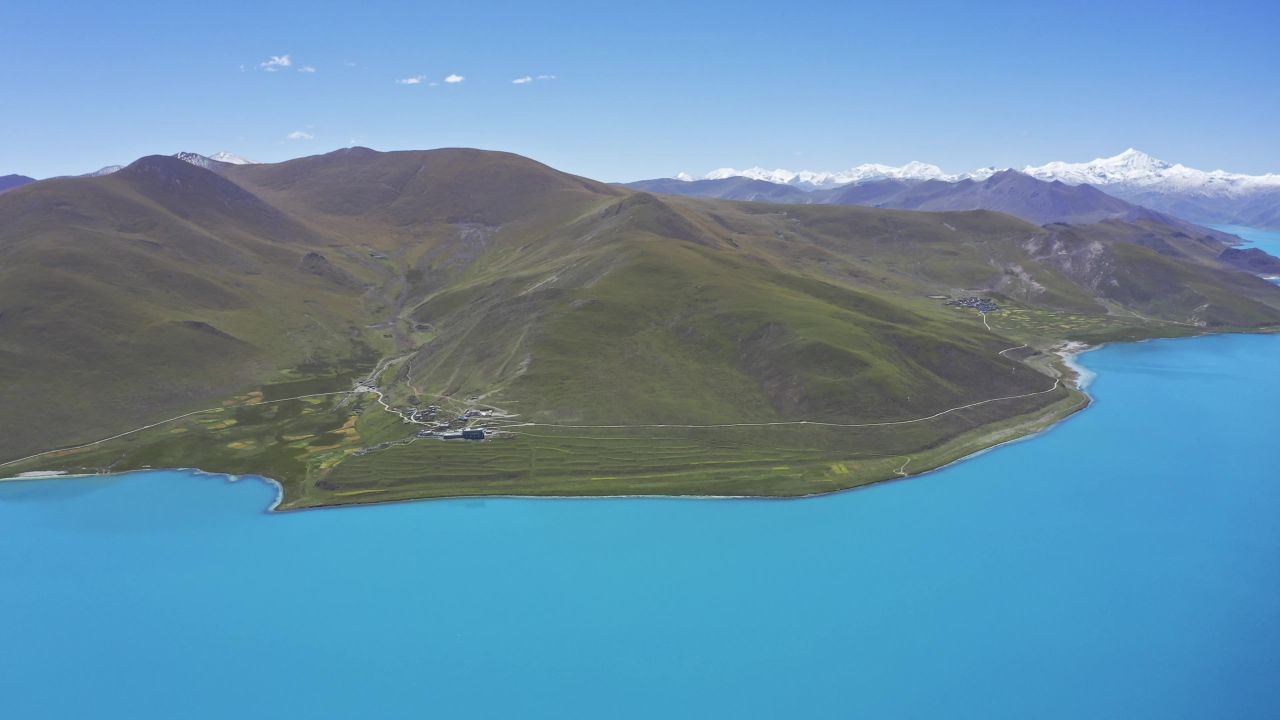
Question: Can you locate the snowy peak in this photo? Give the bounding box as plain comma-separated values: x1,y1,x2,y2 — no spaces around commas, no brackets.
173,152,218,170
967,166,1001,181
700,161,964,188
682,149,1280,198
1114,147,1169,168
209,151,256,165
80,152,255,178
173,151,257,169
1023,149,1280,195
1023,148,1172,186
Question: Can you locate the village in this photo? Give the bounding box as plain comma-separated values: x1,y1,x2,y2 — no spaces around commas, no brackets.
944,295,1000,313
355,375,504,443
409,402,492,441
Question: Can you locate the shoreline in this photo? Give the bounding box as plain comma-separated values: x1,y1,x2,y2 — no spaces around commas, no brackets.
11,332,1278,512
0,343,1102,513
0,466,287,513
1058,341,1100,389
0,398,1090,513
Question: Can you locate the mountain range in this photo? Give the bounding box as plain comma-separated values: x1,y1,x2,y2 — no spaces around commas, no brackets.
663,149,1280,230
629,169,1146,225
2,148,1278,507
630,169,1278,275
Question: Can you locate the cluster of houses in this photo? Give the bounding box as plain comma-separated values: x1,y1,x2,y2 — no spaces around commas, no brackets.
418,427,486,441
356,376,494,444
945,296,999,313
411,403,492,441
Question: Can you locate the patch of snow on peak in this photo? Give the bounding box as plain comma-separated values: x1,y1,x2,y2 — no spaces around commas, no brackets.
173,152,216,169
674,172,693,182
173,151,257,169
209,151,256,165
966,166,1003,181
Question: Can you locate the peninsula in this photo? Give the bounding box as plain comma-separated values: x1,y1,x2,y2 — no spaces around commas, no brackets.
3,148,1278,509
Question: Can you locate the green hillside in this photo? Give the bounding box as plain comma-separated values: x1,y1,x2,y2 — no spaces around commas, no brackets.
3,148,1278,508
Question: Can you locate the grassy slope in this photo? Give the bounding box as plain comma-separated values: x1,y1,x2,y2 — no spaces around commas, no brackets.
0,158,380,460
3,149,1280,508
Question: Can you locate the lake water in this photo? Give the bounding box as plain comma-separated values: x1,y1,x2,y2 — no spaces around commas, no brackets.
1212,224,1280,283
3,334,1279,719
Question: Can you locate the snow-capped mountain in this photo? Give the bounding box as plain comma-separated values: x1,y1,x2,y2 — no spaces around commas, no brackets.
208,151,256,165
82,152,255,177
1023,148,1280,197
683,149,1280,196
1021,149,1280,229
174,151,257,169
675,149,1280,229
173,152,217,169
632,168,1142,226
698,161,965,188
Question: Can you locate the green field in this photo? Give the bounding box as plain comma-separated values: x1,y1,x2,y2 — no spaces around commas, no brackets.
1,365,1085,510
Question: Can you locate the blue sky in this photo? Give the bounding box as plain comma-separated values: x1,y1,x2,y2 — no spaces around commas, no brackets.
3,0,1278,180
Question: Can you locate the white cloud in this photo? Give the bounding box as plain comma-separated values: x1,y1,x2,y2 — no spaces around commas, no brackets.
512,76,533,84
396,75,427,85
298,65,317,73
260,55,292,72
536,74,557,80
286,130,315,140
444,74,464,84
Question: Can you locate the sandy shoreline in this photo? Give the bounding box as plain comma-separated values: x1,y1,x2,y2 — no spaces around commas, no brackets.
1057,340,1100,389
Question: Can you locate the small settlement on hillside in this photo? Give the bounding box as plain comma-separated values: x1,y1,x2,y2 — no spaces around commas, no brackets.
946,296,999,313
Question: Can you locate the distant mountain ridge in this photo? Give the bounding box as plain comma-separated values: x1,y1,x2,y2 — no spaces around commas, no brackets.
698,161,999,188
1024,149,1280,230
631,169,1143,226
629,167,1279,273
679,149,1280,193
0,174,36,194
668,149,1280,229
1024,148,1280,195
80,151,256,177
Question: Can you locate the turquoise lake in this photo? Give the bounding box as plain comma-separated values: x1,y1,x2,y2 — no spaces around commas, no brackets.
3,333,1279,719
1212,224,1280,283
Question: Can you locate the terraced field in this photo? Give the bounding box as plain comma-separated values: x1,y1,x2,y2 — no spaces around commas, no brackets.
985,304,1202,344
291,384,1083,508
